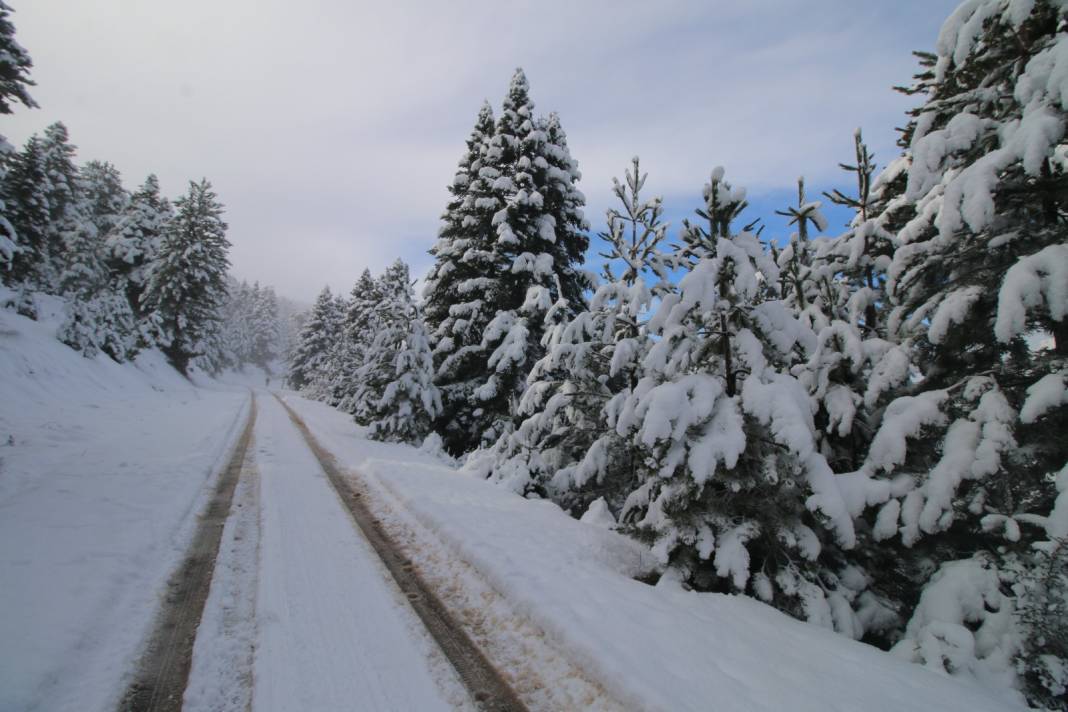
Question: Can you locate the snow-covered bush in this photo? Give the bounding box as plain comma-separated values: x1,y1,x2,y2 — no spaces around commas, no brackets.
605,169,860,627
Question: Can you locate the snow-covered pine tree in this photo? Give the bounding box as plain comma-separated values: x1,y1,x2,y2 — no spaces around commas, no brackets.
333,268,382,414
774,177,831,333
424,101,504,452
0,0,37,276
778,139,919,647
278,307,301,372
816,130,901,335
539,111,591,306
486,157,669,515
142,179,231,374
38,122,80,291
249,282,281,370
354,259,441,443
612,167,860,631
80,160,128,238
55,194,137,361
0,1,35,117
1,134,49,288
318,290,350,405
426,74,591,453
831,3,1068,701
105,174,173,349
288,285,342,393
791,136,915,480
472,69,591,448
217,278,252,367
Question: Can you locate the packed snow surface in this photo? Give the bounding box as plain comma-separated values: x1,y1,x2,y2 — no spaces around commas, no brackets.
244,395,461,711
284,393,1024,712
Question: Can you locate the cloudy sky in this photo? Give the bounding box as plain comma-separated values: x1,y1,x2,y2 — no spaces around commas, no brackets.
6,0,961,303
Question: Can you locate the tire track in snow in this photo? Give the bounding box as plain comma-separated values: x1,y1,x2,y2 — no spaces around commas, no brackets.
119,393,257,712
182,446,261,712
273,394,528,712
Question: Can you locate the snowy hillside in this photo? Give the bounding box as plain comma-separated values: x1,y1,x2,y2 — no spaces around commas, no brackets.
0,295,250,710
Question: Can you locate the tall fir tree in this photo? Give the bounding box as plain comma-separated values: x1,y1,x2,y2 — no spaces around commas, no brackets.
38,122,80,291
424,101,504,451
105,174,173,327
0,1,35,117
485,157,669,513
249,282,281,369
438,68,591,451
80,160,129,238
1,135,49,287
220,279,254,366
333,268,382,414
142,179,231,374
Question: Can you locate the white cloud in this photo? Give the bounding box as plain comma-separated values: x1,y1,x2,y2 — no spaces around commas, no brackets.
5,0,960,302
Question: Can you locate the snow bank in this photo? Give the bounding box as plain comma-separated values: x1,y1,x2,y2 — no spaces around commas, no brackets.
0,300,250,712
283,394,1020,712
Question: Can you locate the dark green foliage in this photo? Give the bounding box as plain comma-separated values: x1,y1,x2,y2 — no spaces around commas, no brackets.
0,1,35,115
425,69,590,453
1,135,49,285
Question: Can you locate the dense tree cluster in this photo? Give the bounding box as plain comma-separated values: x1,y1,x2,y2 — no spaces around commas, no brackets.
0,4,287,376
287,260,441,445
0,117,236,373
289,70,589,447
287,14,1068,700
447,6,1066,705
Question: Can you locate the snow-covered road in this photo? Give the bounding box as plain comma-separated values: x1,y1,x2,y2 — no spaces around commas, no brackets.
196,391,466,712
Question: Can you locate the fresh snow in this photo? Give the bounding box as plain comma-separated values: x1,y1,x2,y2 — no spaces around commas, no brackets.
243,395,464,711
1020,370,1068,423
0,296,250,712
282,393,1021,712
0,294,1029,711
